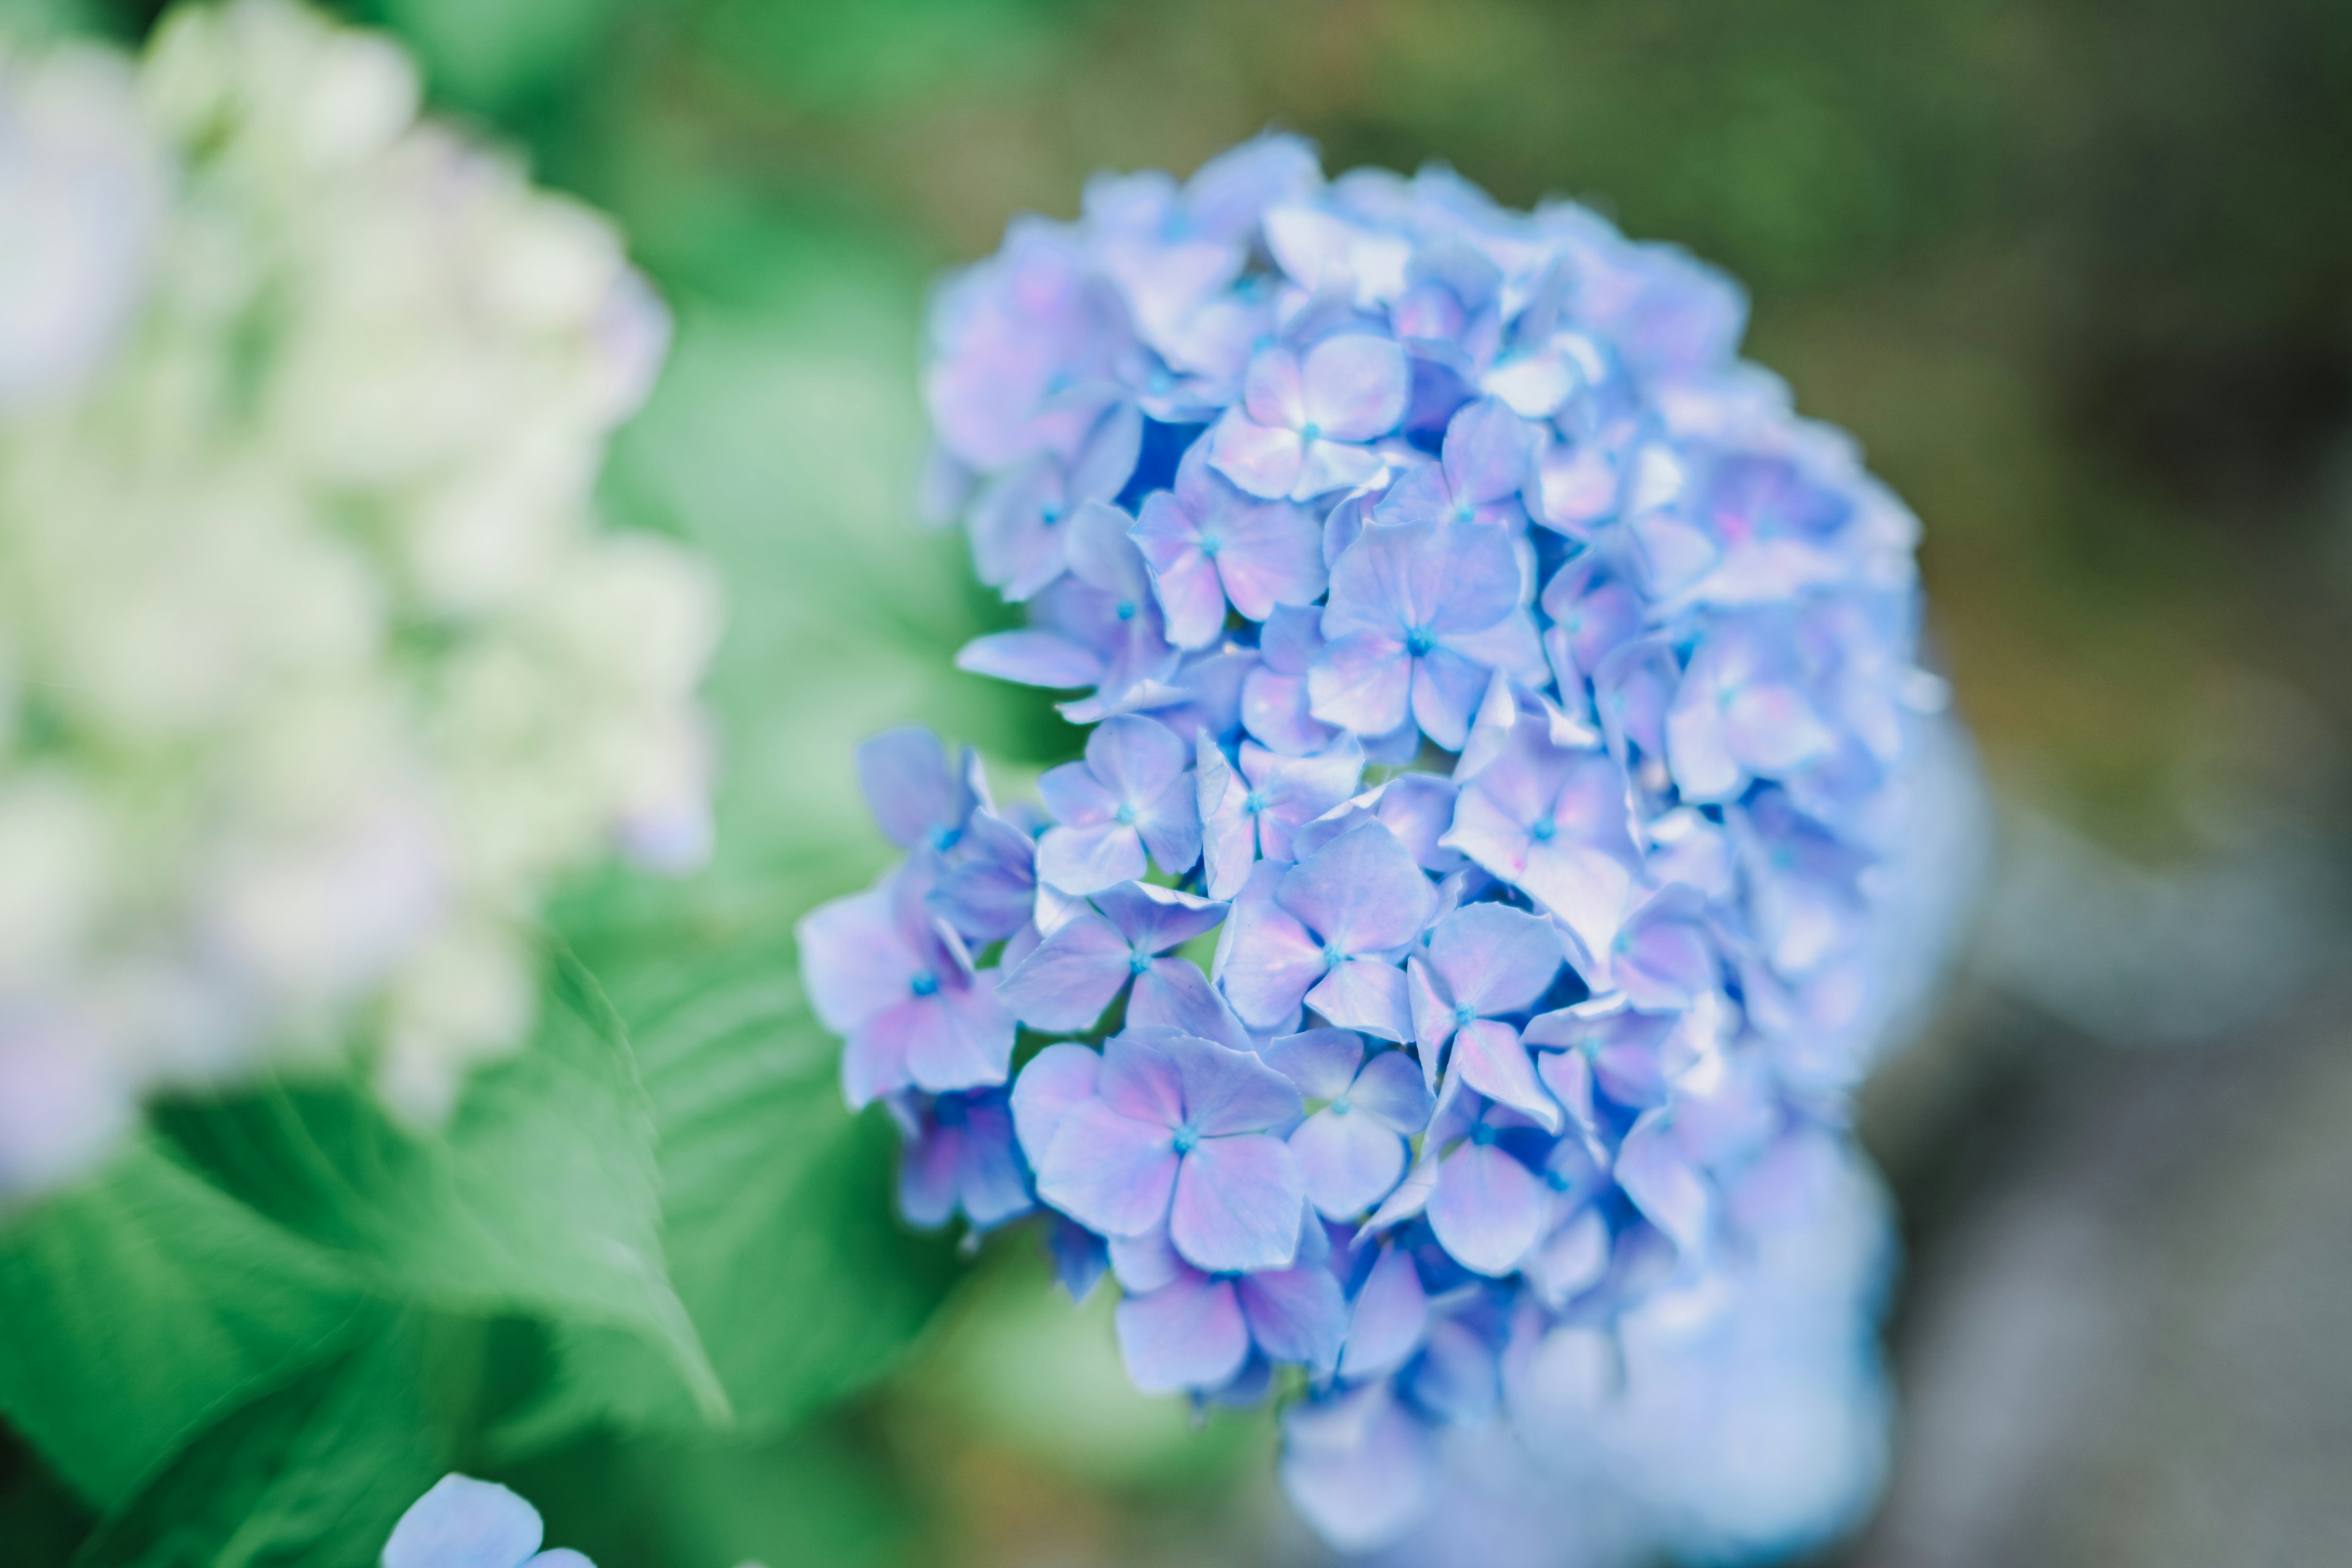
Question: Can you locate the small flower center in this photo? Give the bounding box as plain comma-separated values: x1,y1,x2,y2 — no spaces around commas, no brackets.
1452,500,1476,524
1115,802,1138,825
1243,789,1267,815
1148,366,1174,394
1200,533,1222,558
1453,1002,1476,1027
1321,942,1344,971
1041,503,1064,527
1171,1124,1201,1155
1115,598,1138,621
1404,627,1436,657
927,824,962,853
1330,1096,1352,1116
909,970,941,998
1128,949,1153,976
1298,421,1323,444
1470,1123,1499,1147
1530,817,1558,842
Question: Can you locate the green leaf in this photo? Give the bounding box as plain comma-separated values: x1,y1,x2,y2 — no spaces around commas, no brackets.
0,1142,371,1510
156,951,725,1424
497,939,962,1447
73,1314,446,1568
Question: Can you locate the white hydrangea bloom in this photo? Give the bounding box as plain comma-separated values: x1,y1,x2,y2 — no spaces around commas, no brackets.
0,0,720,1193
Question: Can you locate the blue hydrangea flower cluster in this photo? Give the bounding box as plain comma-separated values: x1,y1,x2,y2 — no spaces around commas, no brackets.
800,135,1959,1552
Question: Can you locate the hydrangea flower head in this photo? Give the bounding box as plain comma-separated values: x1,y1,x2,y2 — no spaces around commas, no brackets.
801,133,1978,1557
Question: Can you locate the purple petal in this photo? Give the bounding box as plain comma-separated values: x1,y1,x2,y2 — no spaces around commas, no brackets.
1069,399,1143,502
1304,959,1415,1044
1196,735,1256,900
1428,1140,1545,1275
1086,713,1189,803
1349,1049,1433,1133
1133,768,1204,876
1164,1030,1303,1136
1093,880,1227,954
1208,407,1305,499
1037,760,1117,827
1129,958,1254,1052
1289,1105,1408,1218
1063,499,1153,602
1212,860,1327,1030
1116,1272,1250,1394
1035,821,1147,896
1616,1111,1711,1258
1441,396,1534,505
796,886,919,1034
1133,489,1230,650
1415,518,1522,637
1279,1385,1435,1554
856,727,971,850
1306,632,1412,737
1420,903,1561,1016
1108,1224,1185,1293
1448,1020,1559,1133
383,1476,544,1568
1525,1206,1610,1308
1237,1261,1348,1373
927,812,1039,942
1339,1243,1428,1380
1259,602,1324,674
1170,1131,1307,1271
1300,334,1409,442
1213,499,1328,620
1010,1042,1099,1168
904,984,1017,1095
1277,821,1437,956
1096,1028,1186,1126
994,909,1133,1031
898,1120,962,1228
1035,1099,1180,1237
1244,739,1365,864
1320,517,1420,639
1370,774,1462,872
1241,668,1338,755
956,629,1104,689
1263,1027,1363,1099
1407,646,1491,752
1241,344,1308,428
1050,1216,1109,1301
1403,1317,1499,1426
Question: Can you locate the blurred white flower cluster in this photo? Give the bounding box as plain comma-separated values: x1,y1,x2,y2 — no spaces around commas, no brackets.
0,0,719,1194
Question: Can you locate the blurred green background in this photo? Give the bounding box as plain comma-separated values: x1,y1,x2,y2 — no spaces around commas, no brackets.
4,0,2350,1563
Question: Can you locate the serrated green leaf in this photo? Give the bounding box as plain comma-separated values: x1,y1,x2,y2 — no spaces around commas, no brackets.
155,951,725,1424
0,1142,372,1510
72,1313,445,1568
496,941,961,1448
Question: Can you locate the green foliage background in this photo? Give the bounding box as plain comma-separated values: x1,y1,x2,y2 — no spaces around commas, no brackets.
1,0,2348,1564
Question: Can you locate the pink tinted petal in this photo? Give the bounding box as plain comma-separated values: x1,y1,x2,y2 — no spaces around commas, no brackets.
1063,500,1152,601
1292,437,1387,500
1441,396,1534,505
1242,668,1339,756
1348,1049,1433,1133
1263,1027,1363,1099
1520,840,1635,964
1238,1261,1348,1373
1408,646,1490,752
1242,345,1308,428
1428,1141,1547,1276
1036,761,1118,826
1170,1133,1307,1272
1300,334,1409,442
1372,774,1461,872
1036,821,1147,895
1449,1020,1559,1133
1212,861,1327,1029
1532,1044,1603,1139
1010,1042,1100,1167
1723,684,1836,774
1340,1243,1429,1380
1305,958,1415,1044
1117,1273,1250,1394
1664,688,1742,801
1130,958,1253,1052
841,1000,921,1107
796,887,919,1033
905,984,1017,1093
1209,408,1306,499
1094,881,1226,952
1322,519,1421,639
1144,548,1230,651
1086,714,1189,802
956,630,1104,688
1096,1029,1186,1126
1277,821,1437,954
1036,1099,1180,1236
1289,1106,1408,1218
1134,769,1204,875
1215,503,1327,621
1195,736,1256,899
1308,632,1412,737
1166,1033,1303,1136
1414,520,1522,635
1422,903,1561,1015
1616,1112,1711,1258
994,910,1134,1031
898,1123,962,1228
1442,610,1548,685
1108,1224,1185,1292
